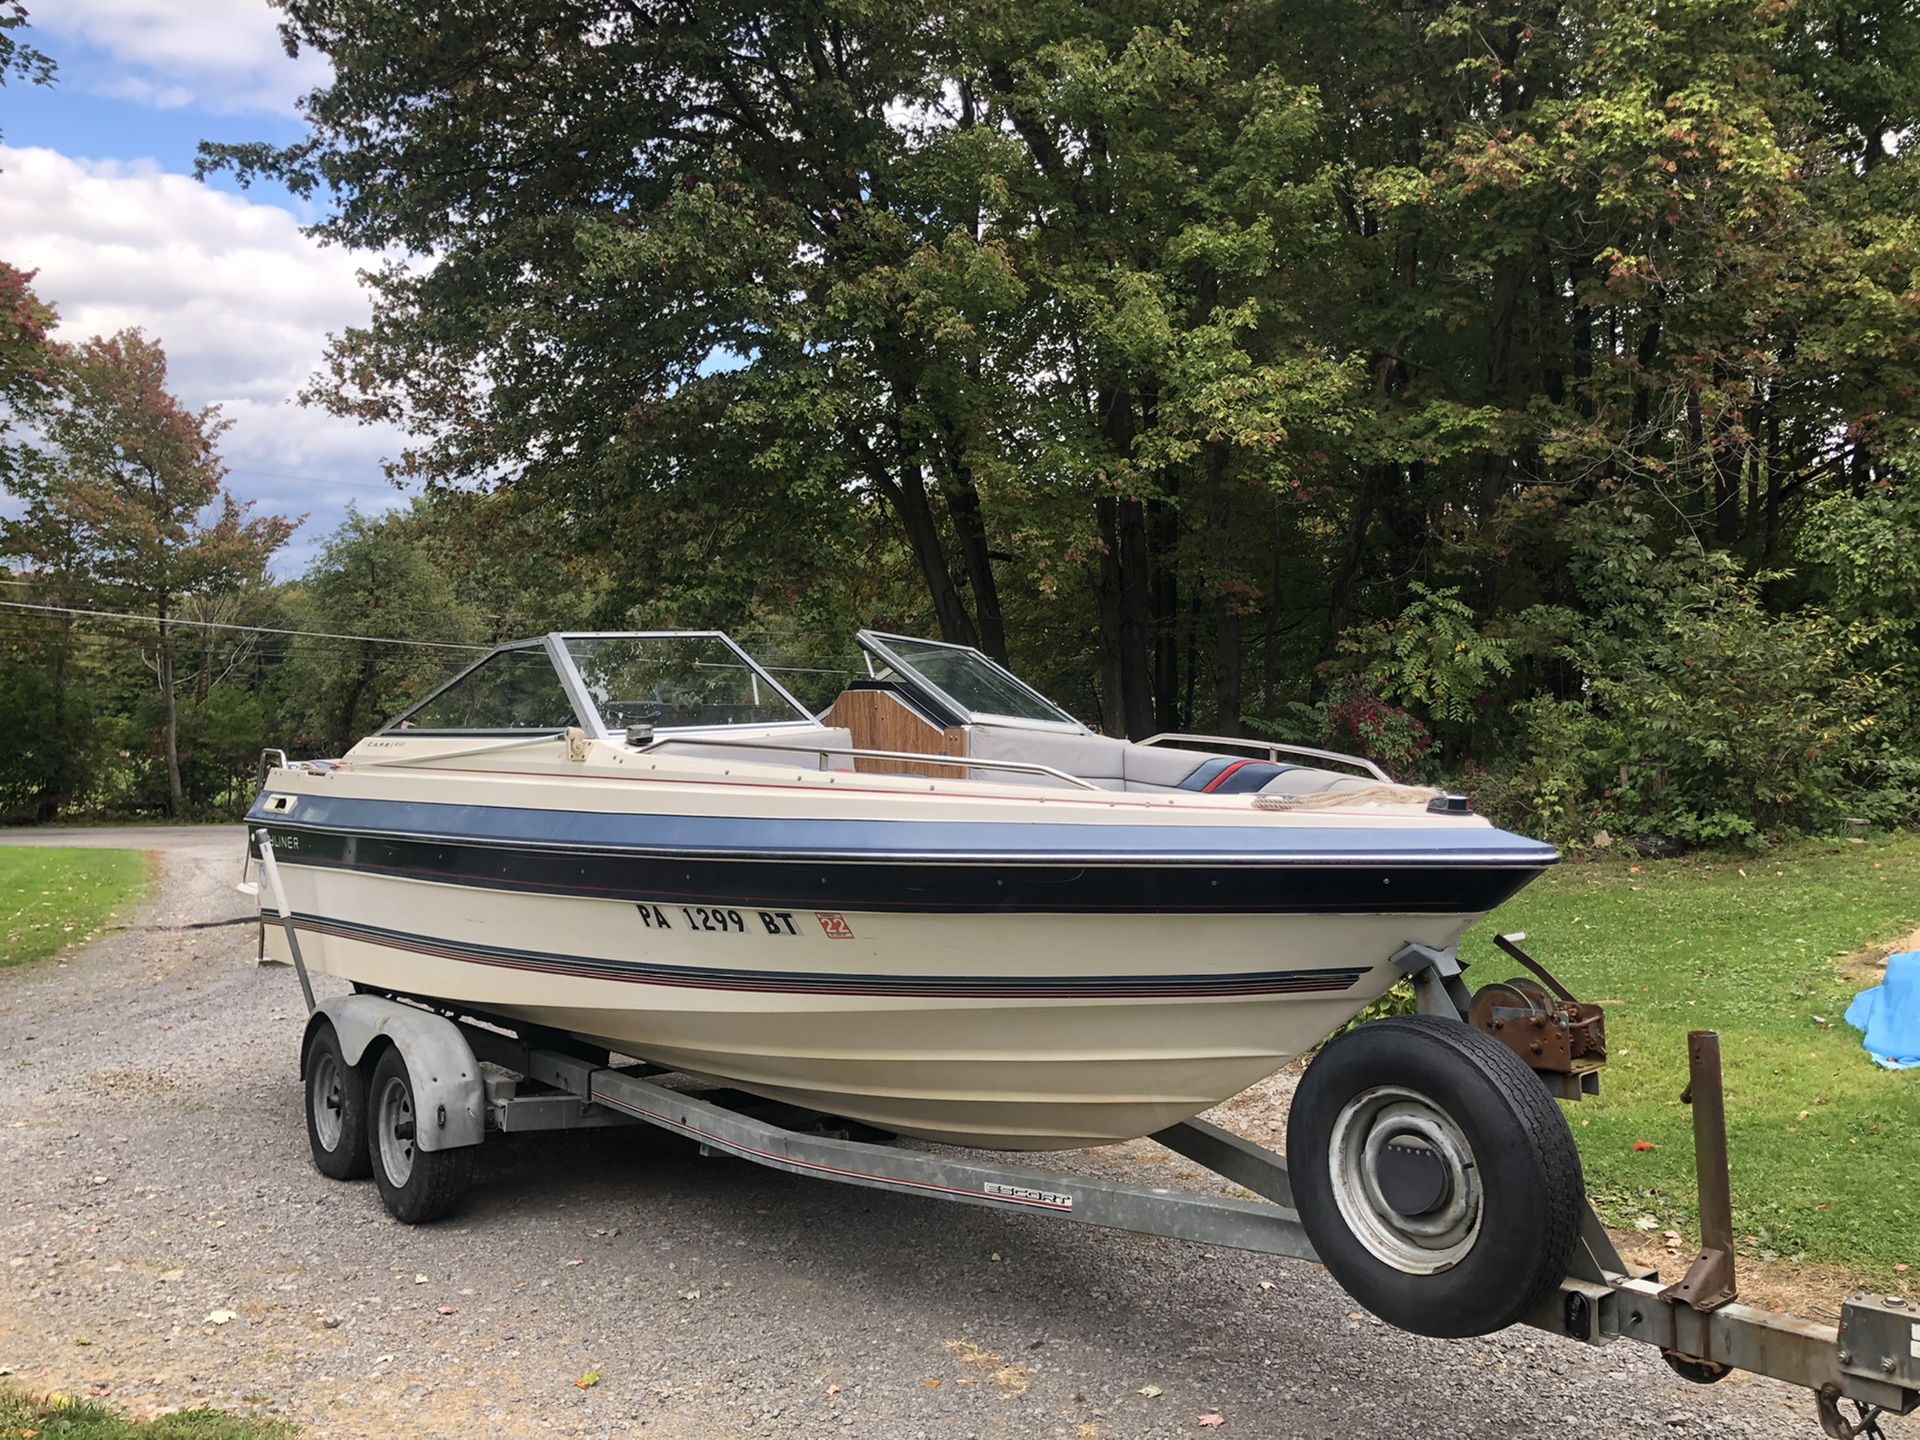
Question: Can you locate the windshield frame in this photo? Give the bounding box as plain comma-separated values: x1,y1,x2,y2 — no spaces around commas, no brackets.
381,632,815,739
855,630,1088,734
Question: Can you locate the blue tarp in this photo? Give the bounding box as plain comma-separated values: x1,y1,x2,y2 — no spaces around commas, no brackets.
1845,951,1920,1070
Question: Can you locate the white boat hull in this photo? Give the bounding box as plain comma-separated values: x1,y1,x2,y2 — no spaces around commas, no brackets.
261,864,1469,1148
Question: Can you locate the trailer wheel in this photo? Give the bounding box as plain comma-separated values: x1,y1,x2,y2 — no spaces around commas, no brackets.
1288,1014,1582,1338
369,1046,474,1224
303,1023,371,1181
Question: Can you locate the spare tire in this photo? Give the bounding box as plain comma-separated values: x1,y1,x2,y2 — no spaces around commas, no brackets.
1287,1014,1583,1337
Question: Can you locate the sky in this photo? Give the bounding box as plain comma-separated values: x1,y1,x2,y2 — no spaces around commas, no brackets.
3,0,409,572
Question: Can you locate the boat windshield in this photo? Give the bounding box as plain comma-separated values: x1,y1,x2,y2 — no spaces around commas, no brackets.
563,635,809,731
856,631,1084,730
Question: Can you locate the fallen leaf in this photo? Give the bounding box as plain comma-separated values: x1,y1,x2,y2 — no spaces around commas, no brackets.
825,1384,842,1397
1634,1215,1659,1231
1256,1280,1276,1292
437,1306,457,1316
413,1273,429,1285
1632,1140,1657,1152
574,1370,600,1390
678,1289,700,1301
204,1310,236,1326
1138,1384,1164,1398
1897,1264,1910,1274
373,1354,395,1365
1198,1415,1226,1429
922,1378,942,1389
565,1258,585,1267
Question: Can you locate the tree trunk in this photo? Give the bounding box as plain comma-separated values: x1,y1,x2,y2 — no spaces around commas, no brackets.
1149,491,1179,730
1095,497,1127,736
851,425,977,647
335,644,378,755
158,595,184,816
940,466,1006,661
1322,467,1383,662
1116,495,1156,740
1095,382,1156,739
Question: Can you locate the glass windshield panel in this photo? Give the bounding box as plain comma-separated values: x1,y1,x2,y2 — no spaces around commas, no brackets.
397,648,578,731
869,635,1077,724
565,636,806,730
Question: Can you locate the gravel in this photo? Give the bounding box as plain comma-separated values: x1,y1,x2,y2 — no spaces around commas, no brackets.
0,828,1880,1438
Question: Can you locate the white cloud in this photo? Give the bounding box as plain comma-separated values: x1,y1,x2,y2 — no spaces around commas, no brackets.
34,0,329,116
0,145,412,568
95,76,196,111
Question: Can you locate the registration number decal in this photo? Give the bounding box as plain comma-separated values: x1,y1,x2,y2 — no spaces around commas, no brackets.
635,904,800,936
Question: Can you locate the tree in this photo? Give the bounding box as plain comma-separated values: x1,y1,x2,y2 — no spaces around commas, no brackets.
0,3,55,149
5,332,293,814
271,507,485,754
0,262,55,487
195,0,1919,828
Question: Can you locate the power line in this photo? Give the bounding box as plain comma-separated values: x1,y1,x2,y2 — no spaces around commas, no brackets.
0,600,488,651
223,466,416,493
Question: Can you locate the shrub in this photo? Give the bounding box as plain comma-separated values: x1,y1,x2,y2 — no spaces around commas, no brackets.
1490,569,1911,846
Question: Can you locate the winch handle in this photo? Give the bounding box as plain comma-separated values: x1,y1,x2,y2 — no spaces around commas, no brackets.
1492,932,1581,1005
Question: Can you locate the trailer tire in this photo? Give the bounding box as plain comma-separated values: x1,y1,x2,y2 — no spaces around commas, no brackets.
1288,1014,1582,1338
303,1023,371,1181
368,1046,474,1225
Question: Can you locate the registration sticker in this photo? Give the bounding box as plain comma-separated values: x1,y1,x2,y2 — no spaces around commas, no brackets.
816,912,855,940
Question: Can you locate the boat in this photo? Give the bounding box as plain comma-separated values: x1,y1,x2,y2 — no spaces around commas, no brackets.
248,628,1557,1151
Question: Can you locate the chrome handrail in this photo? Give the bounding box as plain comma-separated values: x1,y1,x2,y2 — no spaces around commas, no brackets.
1138,732,1391,784
636,735,1103,792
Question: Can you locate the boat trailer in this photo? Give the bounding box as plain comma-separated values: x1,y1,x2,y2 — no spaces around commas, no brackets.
254,832,1918,1438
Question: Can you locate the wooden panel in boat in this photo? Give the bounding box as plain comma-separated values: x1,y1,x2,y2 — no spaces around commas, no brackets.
825,687,968,779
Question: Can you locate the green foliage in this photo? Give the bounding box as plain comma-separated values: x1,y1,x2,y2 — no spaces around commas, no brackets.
265,507,486,755
2,331,292,817
0,635,100,822
1343,584,1513,727
0,0,1910,840
0,1384,294,1438
1494,552,1910,845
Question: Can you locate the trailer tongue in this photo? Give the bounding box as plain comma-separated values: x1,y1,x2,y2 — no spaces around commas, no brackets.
255,831,1918,1438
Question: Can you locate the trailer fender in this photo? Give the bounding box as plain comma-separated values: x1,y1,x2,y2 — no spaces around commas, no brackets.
301,995,484,1152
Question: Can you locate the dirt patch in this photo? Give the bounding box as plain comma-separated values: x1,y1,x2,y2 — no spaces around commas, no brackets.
1837,923,1920,990
1608,1230,1912,1317
78,1067,179,1101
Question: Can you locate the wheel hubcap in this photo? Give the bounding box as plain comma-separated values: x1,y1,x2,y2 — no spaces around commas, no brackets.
1327,1085,1482,1274
310,1051,344,1151
377,1074,415,1186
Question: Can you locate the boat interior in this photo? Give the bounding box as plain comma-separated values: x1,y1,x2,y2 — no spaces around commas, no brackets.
378,629,1417,802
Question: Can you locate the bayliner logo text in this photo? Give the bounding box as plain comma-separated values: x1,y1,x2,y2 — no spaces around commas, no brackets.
816,912,855,940
984,1182,1073,1210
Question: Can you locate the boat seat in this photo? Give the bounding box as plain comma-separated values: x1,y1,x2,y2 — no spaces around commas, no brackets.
967,724,1374,796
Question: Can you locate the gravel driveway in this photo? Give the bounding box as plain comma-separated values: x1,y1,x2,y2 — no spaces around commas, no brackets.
0,828,1877,1438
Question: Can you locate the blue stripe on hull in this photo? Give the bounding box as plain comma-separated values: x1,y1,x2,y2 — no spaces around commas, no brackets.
248,792,1559,867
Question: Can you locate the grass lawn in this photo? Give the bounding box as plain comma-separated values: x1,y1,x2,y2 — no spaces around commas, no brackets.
0,846,149,969
0,1386,293,1439
1462,832,1920,1280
